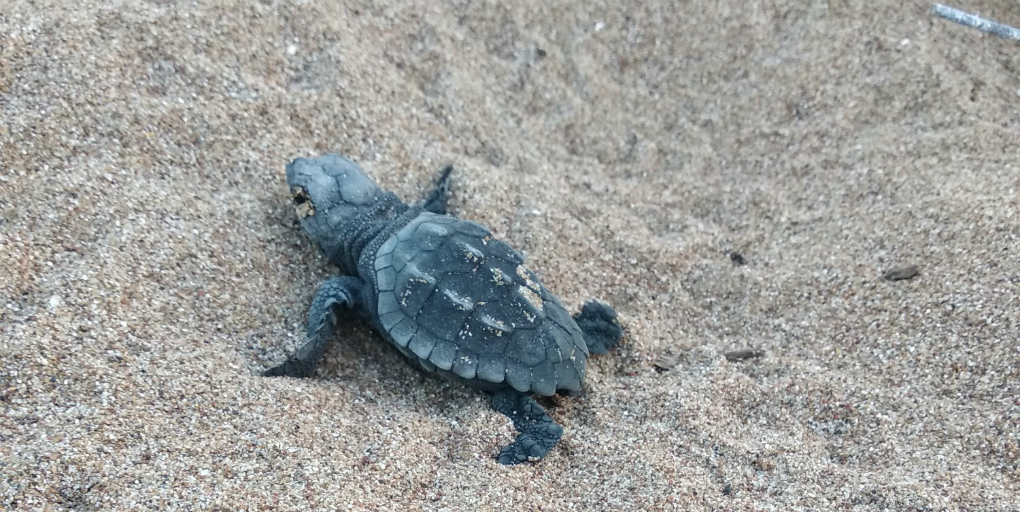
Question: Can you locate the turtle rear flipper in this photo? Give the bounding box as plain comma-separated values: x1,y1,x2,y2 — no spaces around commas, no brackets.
574,300,622,355
490,389,564,465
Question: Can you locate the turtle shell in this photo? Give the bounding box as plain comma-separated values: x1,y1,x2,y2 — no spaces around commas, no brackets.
370,212,588,395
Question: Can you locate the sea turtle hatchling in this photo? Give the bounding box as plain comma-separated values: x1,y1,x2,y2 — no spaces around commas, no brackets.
262,154,622,465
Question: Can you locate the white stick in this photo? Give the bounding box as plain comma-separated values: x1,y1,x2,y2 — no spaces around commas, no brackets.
931,4,1020,41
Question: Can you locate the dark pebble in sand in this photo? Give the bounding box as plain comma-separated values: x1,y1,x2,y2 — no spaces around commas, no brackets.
883,265,919,281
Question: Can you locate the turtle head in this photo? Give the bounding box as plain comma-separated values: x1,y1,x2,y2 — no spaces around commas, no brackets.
284,154,392,253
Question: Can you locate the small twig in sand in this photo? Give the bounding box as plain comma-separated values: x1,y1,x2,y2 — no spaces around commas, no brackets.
931,4,1020,41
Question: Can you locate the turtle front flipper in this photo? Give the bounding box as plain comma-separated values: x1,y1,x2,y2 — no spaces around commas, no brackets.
263,276,364,377
573,300,622,355
419,164,453,215
490,389,564,465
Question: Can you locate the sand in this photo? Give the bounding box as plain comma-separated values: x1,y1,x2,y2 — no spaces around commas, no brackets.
0,0,1018,510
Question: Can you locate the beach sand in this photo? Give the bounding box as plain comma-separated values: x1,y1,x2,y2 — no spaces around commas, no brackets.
0,0,1018,509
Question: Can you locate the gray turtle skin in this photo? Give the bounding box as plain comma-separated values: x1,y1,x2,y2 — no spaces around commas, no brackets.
263,154,622,465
